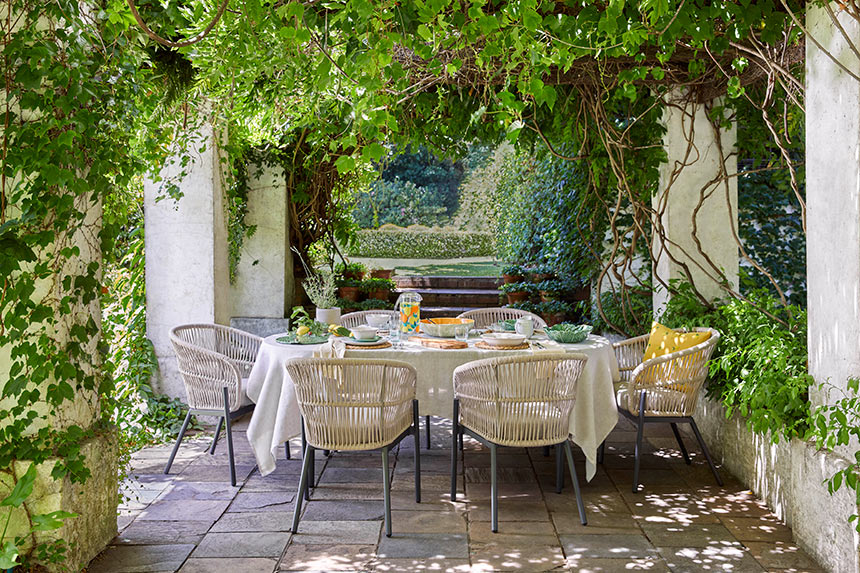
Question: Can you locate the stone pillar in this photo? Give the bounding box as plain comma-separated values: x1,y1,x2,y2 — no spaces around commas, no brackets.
652,93,739,316
145,122,230,400
229,163,294,321
805,5,860,569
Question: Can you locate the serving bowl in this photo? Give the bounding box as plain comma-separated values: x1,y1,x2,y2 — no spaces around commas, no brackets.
420,317,475,338
544,323,592,344
480,332,527,347
350,325,379,340
366,314,391,328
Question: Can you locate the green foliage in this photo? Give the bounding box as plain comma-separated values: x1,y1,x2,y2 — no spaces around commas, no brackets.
812,378,860,529
335,261,368,277
360,278,396,293
501,264,527,277
591,287,653,336
347,226,494,259
538,300,573,315
662,285,813,442
500,282,537,294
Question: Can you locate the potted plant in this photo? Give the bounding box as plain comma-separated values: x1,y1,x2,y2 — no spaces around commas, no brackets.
501,264,526,284
303,269,341,324
336,260,367,281
361,277,396,302
537,279,565,302
370,266,395,279
500,281,535,305
362,298,391,310
337,278,363,302
530,263,555,283
337,297,360,314
539,300,571,326
509,300,539,314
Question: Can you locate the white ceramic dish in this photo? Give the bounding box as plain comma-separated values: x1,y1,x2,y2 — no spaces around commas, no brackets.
345,336,383,346
350,325,378,340
366,314,391,328
480,333,527,347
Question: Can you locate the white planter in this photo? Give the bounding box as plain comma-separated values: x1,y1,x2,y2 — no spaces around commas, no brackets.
315,307,341,325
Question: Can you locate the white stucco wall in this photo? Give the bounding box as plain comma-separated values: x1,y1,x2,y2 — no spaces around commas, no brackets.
653,94,739,315
144,123,230,399
229,164,292,318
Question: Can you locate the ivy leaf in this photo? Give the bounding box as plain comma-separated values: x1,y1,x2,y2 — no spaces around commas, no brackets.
32,510,77,531
362,143,386,162
0,541,20,569
0,464,37,508
522,9,541,30
334,155,356,174
417,24,432,41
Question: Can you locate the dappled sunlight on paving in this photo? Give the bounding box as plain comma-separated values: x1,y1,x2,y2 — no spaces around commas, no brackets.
90,415,822,572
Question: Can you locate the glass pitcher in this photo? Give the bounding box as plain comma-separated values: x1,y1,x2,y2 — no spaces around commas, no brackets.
395,291,422,335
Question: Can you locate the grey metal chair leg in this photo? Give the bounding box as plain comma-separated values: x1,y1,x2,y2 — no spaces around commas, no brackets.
563,440,587,525
164,410,192,474
300,419,315,491
556,443,564,494
382,447,392,537
543,445,551,457
597,440,605,464
292,442,313,532
670,422,691,464
459,428,464,451
285,442,291,460
632,391,646,493
690,418,723,486
451,399,459,501
425,415,431,449
223,387,236,487
413,400,421,503
209,417,224,455
490,442,498,533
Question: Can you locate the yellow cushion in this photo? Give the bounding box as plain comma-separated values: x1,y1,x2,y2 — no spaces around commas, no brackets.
643,322,710,361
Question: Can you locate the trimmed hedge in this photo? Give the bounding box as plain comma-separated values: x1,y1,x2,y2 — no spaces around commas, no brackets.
347,226,495,259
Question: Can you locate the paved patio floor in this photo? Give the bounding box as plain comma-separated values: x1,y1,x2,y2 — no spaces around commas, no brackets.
89,416,823,572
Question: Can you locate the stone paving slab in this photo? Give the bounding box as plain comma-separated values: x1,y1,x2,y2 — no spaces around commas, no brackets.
91,416,824,572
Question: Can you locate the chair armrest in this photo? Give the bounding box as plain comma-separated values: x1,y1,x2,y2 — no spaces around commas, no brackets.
221,326,263,376
612,333,649,374
175,343,244,411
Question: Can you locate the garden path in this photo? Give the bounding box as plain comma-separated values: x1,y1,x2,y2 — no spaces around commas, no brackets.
89,417,823,572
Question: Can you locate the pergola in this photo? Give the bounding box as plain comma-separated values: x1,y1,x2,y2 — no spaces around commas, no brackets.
3,1,860,571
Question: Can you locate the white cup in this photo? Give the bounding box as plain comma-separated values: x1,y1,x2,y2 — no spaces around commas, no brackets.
515,317,534,338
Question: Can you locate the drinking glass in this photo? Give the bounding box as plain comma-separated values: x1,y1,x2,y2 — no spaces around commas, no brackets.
388,318,402,348
454,323,470,342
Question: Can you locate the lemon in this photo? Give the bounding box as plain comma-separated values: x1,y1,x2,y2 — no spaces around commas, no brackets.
296,325,310,336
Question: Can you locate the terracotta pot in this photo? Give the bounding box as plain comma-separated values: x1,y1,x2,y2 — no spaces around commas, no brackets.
338,286,361,302
343,270,366,281
539,291,559,303
543,312,566,327
502,274,523,284
571,285,591,300
370,269,393,279
506,291,529,304
368,289,390,301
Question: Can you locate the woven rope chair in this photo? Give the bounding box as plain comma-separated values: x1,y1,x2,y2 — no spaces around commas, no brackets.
611,327,722,492
285,358,421,537
450,354,589,532
166,324,262,486
457,307,547,329
340,309,398,329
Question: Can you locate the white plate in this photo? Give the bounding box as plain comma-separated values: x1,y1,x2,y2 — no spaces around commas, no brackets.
344,336,384,346
480,333,527,347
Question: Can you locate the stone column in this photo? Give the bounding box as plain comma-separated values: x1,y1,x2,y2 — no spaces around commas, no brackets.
229,163,295,326
652,93,739,315
804,5,860,569
145,122,230,400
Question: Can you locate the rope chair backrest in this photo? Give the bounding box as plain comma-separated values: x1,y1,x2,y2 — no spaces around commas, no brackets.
340,310,398,329
171,323,261,377
170,324,245,412
627,328,721,417
454,354,588,448
457,308,547,329
286,358,417,451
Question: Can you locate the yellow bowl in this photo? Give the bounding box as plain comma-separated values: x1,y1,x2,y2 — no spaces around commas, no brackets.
419,317,475,338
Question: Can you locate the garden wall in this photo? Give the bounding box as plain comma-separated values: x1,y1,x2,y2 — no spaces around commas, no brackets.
686,394,860,572
347,225,494,259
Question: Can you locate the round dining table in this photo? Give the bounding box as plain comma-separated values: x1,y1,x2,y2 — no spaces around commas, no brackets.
245,333,620,480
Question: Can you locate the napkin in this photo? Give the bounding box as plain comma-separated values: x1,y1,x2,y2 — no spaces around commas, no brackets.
315,337,346,358
529,339,566,355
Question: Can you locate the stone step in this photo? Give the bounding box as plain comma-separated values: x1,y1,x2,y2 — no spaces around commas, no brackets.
394,275,502,290
394,288,502,307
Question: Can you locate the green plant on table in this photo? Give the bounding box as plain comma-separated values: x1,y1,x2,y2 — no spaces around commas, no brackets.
303,269,338,309
290,307,328,337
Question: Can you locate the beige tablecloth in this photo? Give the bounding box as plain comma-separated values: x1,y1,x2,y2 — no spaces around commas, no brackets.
246,334,620,479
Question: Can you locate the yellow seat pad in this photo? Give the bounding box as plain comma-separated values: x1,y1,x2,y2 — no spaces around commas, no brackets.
643,322,710,361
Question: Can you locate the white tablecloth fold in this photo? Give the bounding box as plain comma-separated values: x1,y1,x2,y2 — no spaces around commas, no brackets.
246,334,620,479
